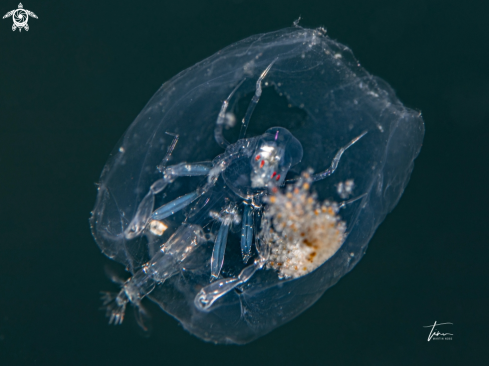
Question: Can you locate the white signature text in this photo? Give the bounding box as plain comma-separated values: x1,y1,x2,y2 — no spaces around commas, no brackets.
423,321,453,341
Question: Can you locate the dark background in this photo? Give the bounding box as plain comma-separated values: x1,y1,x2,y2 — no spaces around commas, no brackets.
1,0,487,365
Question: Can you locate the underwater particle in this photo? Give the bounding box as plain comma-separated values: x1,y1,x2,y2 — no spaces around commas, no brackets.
149,220,168,236
336,179,355,199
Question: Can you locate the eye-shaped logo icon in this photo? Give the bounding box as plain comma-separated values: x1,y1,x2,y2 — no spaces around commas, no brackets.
3,3,37,32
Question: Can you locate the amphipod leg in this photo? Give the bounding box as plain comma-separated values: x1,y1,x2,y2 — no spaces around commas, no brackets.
210,222,230,280
238,58,278,140
195,259,263,311
157,132,179,172
214,79,246,149
162,162,213,181
240,202,254,263
337,192,368,209
209,203,241,280
311,131,367,182
286,131,368,185
125,133,179,239
151,191,200,220
124,161,212,239
195,209,266,310
124,179,169,239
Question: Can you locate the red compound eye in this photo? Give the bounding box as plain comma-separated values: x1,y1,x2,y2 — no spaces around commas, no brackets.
260,160,265,168
276,174,281,181
255,155,261,161
271,171,277,178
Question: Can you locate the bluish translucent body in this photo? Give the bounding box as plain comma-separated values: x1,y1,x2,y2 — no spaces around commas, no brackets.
90,27,424,344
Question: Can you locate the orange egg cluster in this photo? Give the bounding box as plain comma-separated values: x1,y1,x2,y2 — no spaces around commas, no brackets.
263,171,346,279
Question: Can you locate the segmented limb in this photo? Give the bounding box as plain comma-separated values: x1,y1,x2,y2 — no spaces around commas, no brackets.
209,203,241,280
151,191,200,220
101,268,155,326
195,259,264,311
194,205,265,311
124,179,171,239
311,131,368,182
125,133,179,239
286,131,368,184
337,192,368,209
210,222,230,280
162,162,213,181
133,304,151,332
240,202,254,263
214,79,246,148
157,132,179,172
238,58,278,140
101,292,127,325
124,161,211,239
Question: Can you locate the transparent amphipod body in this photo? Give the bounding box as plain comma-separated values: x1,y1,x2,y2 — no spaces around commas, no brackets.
90,26,424,344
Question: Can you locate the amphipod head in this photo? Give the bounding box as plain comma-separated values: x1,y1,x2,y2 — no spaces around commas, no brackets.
251,127,303,188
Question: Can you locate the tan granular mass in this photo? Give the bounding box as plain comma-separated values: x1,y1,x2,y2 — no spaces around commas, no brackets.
263,172,346,279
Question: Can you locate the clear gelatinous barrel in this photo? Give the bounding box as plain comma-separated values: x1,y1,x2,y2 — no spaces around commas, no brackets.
90,27,424,344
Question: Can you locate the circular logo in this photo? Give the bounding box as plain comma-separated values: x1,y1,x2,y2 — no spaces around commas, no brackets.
12,9,28,28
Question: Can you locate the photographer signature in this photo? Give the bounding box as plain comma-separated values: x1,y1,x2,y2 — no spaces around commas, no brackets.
423,321,453,341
